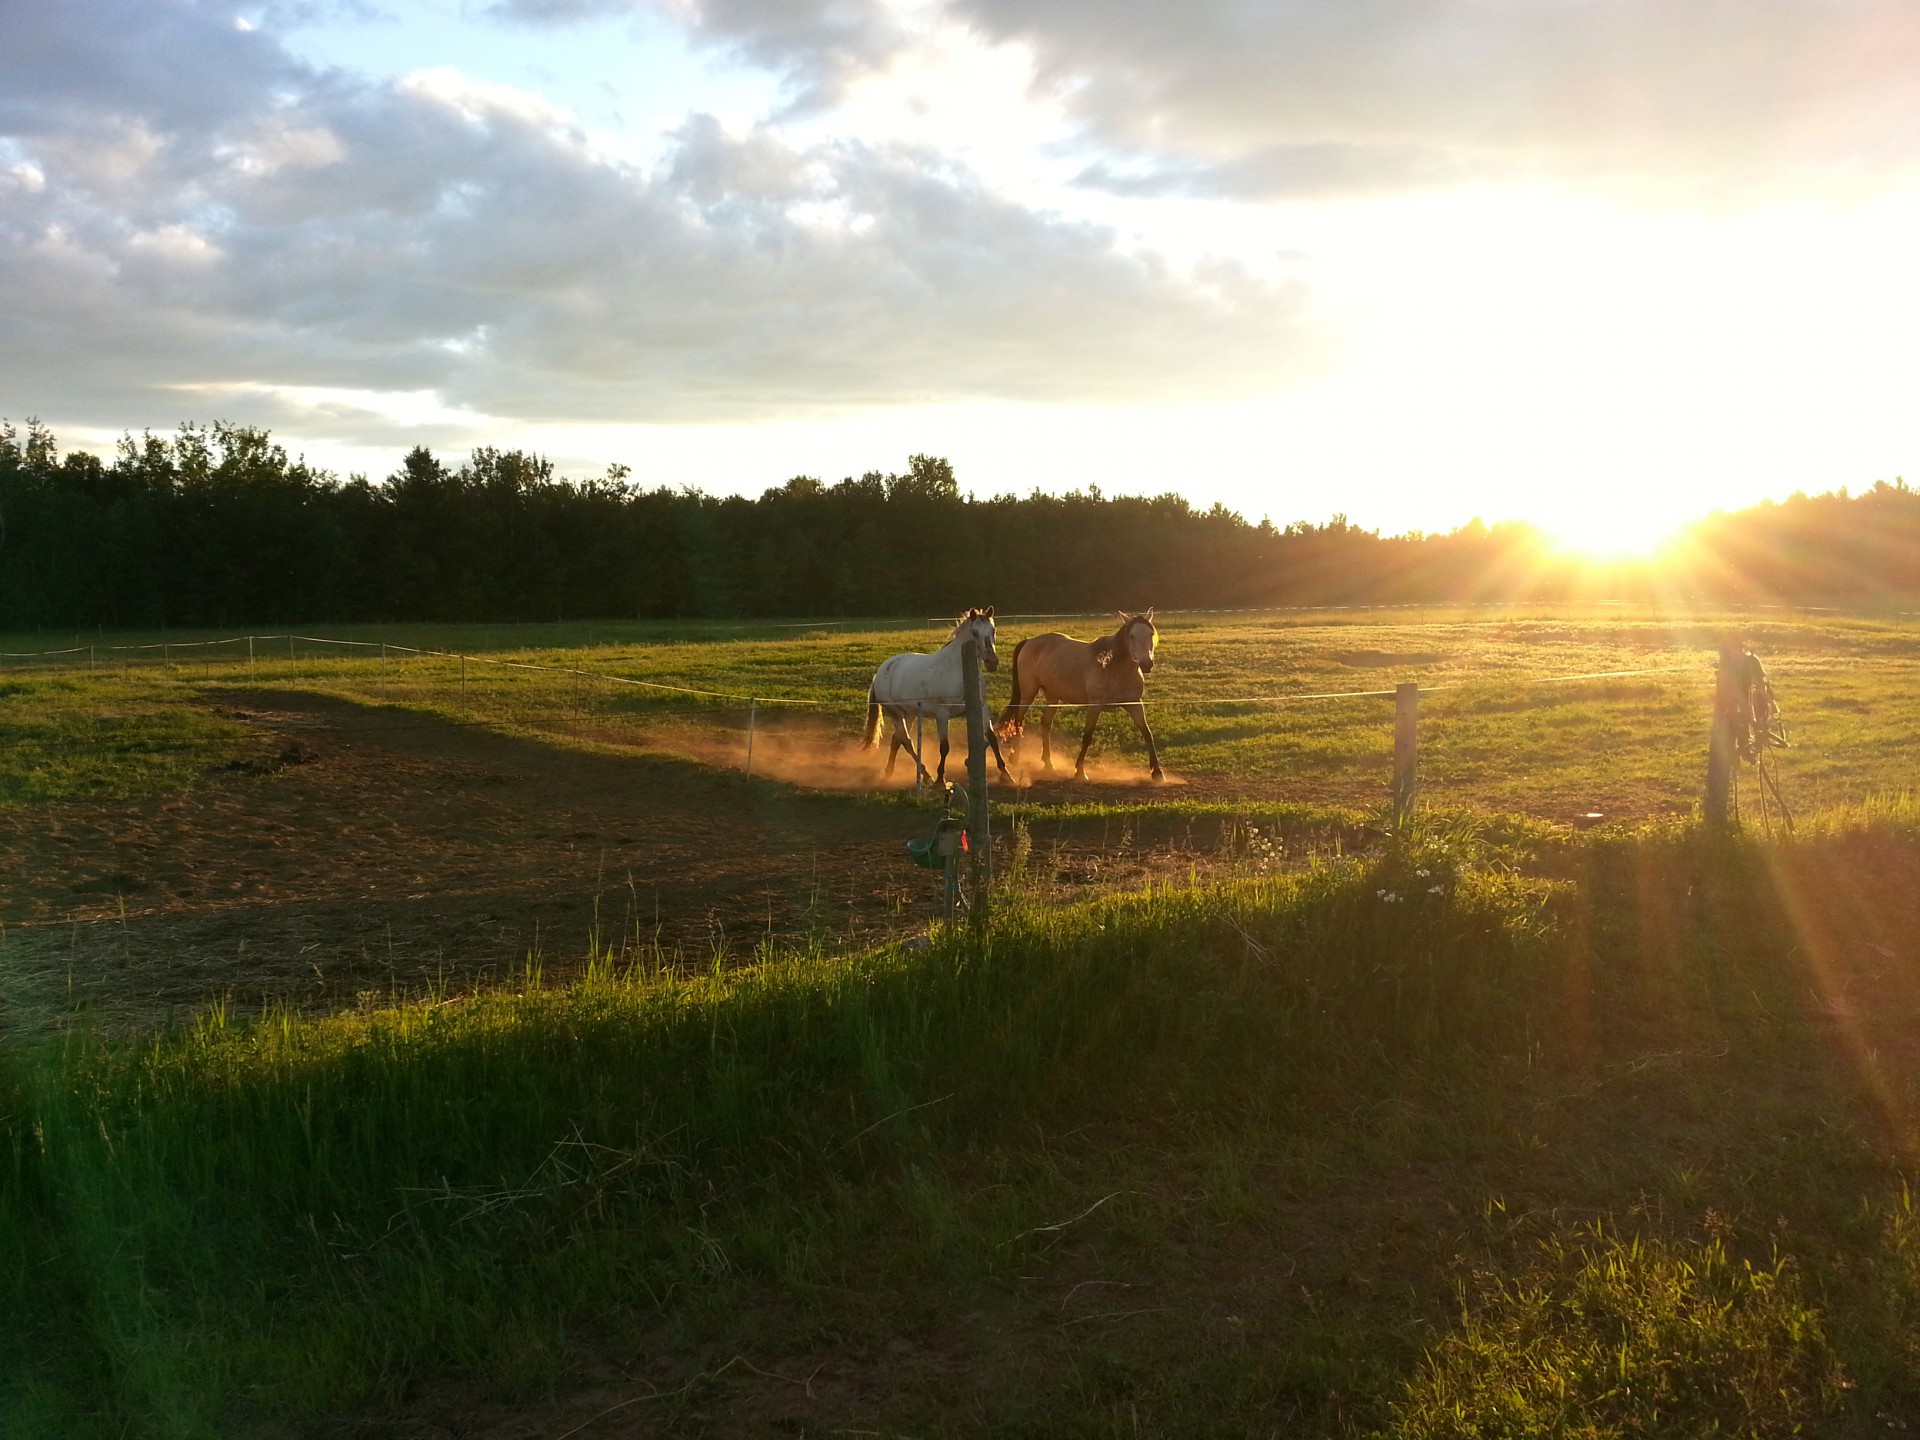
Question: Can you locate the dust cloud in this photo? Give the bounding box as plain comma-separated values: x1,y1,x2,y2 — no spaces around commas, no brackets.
627,713,1181,792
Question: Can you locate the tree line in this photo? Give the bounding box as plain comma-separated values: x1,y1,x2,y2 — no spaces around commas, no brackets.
1,419,1915,631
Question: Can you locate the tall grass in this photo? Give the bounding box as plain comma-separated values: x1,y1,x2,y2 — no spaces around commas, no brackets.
2,831,1545,1434
11,818,1920,1435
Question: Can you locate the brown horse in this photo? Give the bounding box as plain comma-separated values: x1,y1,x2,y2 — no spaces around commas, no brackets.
995,611,1163,781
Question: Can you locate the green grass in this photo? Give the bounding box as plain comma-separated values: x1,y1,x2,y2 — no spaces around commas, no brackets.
9,605,1915,819
0,672,262,806
10,609,1920,1432
10,817,1920,1434
1390,1226,1849,1438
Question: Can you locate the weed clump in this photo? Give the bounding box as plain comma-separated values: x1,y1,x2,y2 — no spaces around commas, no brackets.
1388,1229,1846,1439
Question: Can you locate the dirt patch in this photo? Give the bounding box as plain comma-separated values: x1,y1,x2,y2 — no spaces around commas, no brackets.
0,692,1252,1030
0,692,949,1028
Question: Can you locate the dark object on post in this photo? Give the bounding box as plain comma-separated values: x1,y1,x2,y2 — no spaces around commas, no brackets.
907,815,970,924
906,818,968,871
962,639,992,929
1733,650,1788,760
1705,641,1793,827
1392,682,1419,825
1706,640,1793,832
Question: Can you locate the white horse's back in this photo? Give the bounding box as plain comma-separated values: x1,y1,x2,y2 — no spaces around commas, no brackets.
872,649,964,710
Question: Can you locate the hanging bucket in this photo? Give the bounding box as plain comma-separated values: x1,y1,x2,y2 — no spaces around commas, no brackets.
907,818,968,871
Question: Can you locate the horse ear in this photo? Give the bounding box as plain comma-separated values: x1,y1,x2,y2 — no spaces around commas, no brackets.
984,605,994,617
1145,607,1156,620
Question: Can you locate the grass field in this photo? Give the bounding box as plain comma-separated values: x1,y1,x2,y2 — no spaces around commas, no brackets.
6,604,1915,821
6,606,1920,1436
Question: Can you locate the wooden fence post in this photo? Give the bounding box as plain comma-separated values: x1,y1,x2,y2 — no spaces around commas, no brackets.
1392,682,1419,825
962,639,992,930
746,700,757,778
1704,642,1740,827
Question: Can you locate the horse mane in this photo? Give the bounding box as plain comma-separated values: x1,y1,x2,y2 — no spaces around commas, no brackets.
1089,615,1131,669
948,605,994,642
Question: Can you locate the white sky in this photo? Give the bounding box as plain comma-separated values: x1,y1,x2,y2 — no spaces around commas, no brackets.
5,0,1918,553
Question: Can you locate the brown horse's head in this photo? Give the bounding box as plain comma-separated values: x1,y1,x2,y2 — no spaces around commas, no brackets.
1098,610,1158,674
958,605,1001,671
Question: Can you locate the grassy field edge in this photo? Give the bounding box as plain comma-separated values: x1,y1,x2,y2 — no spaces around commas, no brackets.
9,816,1920,1435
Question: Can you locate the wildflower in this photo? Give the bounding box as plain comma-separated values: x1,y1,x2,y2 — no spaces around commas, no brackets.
1428,885,1445,895
1377,889,1400,903
1415,867,1430,877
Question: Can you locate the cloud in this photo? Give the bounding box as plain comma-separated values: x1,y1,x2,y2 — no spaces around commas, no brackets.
484,0,908,111
1074,142,1460,202
0,0,1311,444
964,0,1920,198
536,0,1920,199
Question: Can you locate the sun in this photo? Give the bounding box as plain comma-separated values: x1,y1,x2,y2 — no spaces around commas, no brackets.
1532,504,1696,562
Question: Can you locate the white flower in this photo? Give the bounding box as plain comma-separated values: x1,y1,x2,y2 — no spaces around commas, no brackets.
1377,890,1400,903
1428,885,1445,895
1415,867,1430,877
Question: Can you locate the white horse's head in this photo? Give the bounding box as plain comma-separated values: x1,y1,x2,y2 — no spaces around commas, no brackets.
959,606,1000,671
1120,609,1157,674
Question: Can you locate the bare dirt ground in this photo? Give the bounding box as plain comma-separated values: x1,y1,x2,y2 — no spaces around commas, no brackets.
0,691,1243,1030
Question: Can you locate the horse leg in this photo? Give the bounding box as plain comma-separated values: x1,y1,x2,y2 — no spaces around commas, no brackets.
883,709,904,778
888,709,924,782
987,721,1011,780
1124,701,1164,782
935,714,951,786
1073,705,1104,781
1039,702,1057,772
904,711,931,783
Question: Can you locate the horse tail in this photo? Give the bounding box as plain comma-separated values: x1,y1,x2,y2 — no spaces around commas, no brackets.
861,685,883,750
995,638,1030,737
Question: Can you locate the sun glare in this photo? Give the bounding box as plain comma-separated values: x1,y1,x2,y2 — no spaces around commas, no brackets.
1534,505,1694,562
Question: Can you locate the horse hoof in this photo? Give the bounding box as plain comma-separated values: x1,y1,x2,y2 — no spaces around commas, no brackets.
1151,769,1165,783
1073,769,1087,781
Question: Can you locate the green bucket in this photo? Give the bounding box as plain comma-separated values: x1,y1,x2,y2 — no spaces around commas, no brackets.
907,819,968,871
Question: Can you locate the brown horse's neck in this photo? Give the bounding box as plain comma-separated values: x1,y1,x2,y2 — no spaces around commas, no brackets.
1091,619,1139,673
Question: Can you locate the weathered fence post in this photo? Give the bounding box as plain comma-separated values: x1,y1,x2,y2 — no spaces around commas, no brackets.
961,639,992,930
247,635,254,679
1704,641,1741,827
1392,682,1419,825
